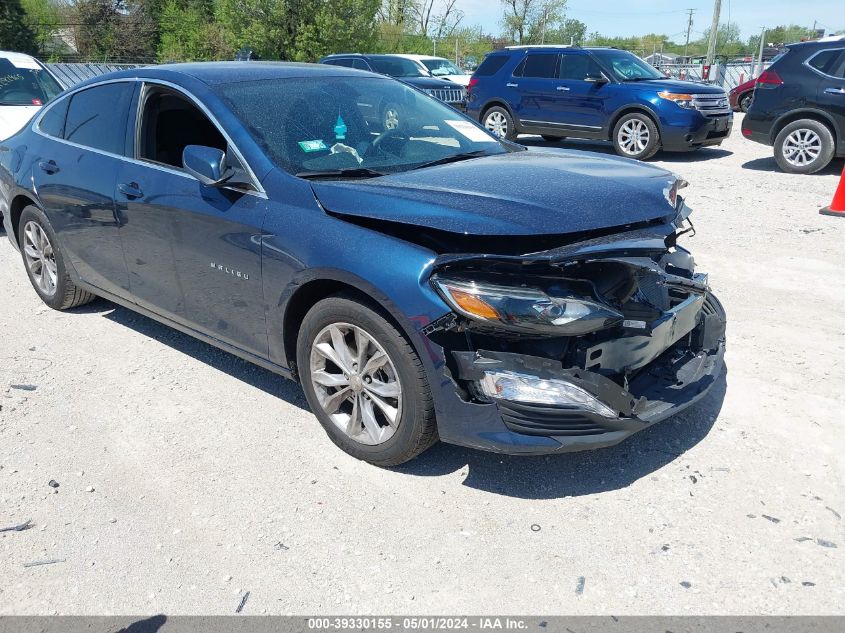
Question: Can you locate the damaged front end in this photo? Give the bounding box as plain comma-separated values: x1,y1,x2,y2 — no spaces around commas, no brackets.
423,216,726,452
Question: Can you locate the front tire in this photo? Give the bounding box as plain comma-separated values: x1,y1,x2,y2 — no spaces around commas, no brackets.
482,106,517,141
739,92,753,113
612,113,660,160
773,119,835,174
18,206,95,310
296,295,437,466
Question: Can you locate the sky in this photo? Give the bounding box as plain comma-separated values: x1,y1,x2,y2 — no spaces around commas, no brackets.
459,0,844,41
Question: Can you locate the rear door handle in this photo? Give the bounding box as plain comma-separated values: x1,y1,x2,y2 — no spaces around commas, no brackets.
38,160,59,174
506,82,519,88
556,86,570,91
824,87,845,95
118,182,143,199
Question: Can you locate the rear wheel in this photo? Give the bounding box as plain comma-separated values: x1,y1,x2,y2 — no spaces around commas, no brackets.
738,92,753,113
296,295,437,466
774,119,835,174
612,113,660,160
18,206,95,310
482,106,516,141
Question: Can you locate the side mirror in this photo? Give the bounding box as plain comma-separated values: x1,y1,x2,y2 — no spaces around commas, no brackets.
182,145,233,186
585,73,609,84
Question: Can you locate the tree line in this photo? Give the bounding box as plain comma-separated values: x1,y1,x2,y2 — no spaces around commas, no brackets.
0,0,832,65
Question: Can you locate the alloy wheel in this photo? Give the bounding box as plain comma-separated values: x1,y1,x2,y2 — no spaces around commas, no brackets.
22,220,58,297
484,111,508,138
309,323,402,446
617,119,650,156
782,128,822,167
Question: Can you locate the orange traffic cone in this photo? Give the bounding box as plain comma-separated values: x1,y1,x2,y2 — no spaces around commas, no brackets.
820,165,845,217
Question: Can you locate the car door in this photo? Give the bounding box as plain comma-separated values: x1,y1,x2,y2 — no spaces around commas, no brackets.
31,81,135,298
554,51,612,132
507,53,561,125
811,48,845,138
114,82,269,357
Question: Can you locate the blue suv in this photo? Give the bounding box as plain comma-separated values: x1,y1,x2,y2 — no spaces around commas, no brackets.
467,46,732,160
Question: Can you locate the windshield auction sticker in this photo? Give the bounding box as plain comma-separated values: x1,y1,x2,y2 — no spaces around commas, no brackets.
444,120,498,142
298,140,328,153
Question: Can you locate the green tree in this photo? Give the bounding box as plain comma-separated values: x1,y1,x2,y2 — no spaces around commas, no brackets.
69,0,156,61
21,0,62,56
0,0,38,53
546,17,585,45
293,0,381,61
157,0,228,61
748,24,814,50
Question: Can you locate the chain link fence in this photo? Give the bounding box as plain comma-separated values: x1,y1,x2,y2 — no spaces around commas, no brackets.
45,63,147,89
655,62,772,91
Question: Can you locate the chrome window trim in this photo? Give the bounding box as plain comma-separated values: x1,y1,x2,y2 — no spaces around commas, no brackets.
32,76,267,199
803,47,845,80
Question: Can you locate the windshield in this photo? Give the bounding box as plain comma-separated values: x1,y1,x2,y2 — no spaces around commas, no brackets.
215,77,507,178
0,58,62,106
369,57,428,78
590,50,664,81
422,59,463,76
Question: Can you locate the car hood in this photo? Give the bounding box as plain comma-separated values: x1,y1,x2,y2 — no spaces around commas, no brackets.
0,105,39,141
630,78,725,94
437,74,471,86
310,149,679,237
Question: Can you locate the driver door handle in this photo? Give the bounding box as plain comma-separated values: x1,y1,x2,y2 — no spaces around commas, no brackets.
824,87,845,95
38,160,59,174
118,182,143,199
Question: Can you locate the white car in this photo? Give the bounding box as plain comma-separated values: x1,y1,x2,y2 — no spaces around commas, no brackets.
0,51,63,141
393,54,471,86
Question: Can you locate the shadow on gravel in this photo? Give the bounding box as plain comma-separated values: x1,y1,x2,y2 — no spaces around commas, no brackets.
72,299,310,411
394,372,727,500
520,137,733,162
116,615,167,633
742,156,845,175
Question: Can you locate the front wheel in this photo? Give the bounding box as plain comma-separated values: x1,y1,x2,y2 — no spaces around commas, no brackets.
612,113,660,160
18,206,95,310
739,92,753,113
296,295,437,466
773,119,835,174
482,106,516,141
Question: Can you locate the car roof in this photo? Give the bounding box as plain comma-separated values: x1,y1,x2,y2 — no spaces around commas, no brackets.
72,61,369,87
394,54,448,61
0,50,43,67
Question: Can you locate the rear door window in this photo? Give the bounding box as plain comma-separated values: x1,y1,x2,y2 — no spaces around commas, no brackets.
807,49,845,77
352,59,371,71
516,54,558,79
38,97,69,138
64,82,134,155
558,53,604,80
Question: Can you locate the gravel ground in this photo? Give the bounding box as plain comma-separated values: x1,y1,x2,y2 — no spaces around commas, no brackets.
1,113,844,615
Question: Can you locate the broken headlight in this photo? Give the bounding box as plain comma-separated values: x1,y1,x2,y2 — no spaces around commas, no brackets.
431,276,623,335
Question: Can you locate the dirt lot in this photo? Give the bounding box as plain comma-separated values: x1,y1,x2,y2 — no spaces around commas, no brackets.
1,113,843,615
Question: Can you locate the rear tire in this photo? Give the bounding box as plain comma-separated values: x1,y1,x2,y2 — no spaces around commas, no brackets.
612,112,660,160
18,206,95,310
482,106,517,141
296,294,438,466
773,119,835,174
738,92,753,113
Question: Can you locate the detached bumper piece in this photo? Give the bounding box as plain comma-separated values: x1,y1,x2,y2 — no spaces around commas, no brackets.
452,293,726,451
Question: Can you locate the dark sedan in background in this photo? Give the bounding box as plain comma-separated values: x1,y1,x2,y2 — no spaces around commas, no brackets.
0,62,725,465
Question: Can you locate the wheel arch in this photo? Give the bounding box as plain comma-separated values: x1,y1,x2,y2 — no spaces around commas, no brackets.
479,99,518,126
607,105,662,141
8,193,39,246
770,109,840,146
279,272,434,380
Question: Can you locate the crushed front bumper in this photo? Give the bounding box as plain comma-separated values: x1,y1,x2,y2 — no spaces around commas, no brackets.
434,293,726,455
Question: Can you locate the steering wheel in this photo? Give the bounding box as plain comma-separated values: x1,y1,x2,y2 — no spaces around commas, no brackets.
371,127,404,151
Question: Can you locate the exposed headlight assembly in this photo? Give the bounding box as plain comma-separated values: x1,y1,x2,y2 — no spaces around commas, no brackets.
431,277,623,335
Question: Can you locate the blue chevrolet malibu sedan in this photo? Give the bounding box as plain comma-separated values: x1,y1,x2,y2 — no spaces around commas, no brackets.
0,62,726,465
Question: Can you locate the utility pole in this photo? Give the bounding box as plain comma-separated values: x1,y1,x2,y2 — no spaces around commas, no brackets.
540,5,549,45
684,9,695,58
756,27,766,77
705,0,721,67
